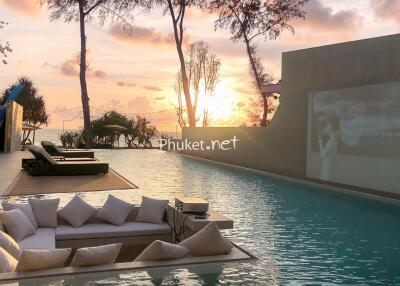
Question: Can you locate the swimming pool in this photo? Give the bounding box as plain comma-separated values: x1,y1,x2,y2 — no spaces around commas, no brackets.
3,149,400,285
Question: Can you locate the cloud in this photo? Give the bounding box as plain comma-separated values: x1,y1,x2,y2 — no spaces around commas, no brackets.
57,55,107,79
1,0,41,18
236,102,246,108
128,96,151,113
155,96,165,100
142,85,162,92
295,0,363,33
109,23,176,46
371,0,400,25
117,81,136,87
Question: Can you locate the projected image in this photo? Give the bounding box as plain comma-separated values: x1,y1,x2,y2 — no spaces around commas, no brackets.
311,82,400,157
308,81,400,183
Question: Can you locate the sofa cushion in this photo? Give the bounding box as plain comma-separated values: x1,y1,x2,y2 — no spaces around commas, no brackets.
29,198,60,228
0,247,18,273
0,231,21,260
56,222,171,240
135,240,189,261
19,228,56,250
71,243,122,267
16,248,71,272
0,209,36,242
58,195,97,228
135,197,169,224
96,195,133,226
2,202,38,229
179,222,233,256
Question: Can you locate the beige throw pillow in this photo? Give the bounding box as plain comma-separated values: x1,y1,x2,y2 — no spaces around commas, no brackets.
58,195,97,227
17,248,72,272
0,209,36,242
0,231,22,260
29,198,60,228
135,197,169,224
96,195,133,226
179,222,233,256
2,202,38,229
0,247,18,273
71,243,122,267
135,240,189,261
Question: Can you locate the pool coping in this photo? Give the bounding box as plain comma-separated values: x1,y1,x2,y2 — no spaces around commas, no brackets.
180,153,400,206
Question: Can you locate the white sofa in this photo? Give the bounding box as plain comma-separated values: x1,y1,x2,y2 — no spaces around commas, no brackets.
10,206,172,251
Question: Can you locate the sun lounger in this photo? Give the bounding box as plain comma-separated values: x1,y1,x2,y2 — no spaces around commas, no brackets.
41,141,95,158
23,146,108,176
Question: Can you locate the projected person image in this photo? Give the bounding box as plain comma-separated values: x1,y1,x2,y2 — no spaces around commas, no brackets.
318,116,340,181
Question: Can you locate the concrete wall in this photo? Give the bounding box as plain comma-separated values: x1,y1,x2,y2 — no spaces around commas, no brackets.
179,34,400,198
4,102,23,153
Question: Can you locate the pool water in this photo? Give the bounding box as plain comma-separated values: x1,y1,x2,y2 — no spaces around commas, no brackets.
3,149,400,285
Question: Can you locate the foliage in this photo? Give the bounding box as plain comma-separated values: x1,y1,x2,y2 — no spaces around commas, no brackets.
209,0,308,126
90,111,157,148
1,77,49,127
0,21,12,65
59,130,82,148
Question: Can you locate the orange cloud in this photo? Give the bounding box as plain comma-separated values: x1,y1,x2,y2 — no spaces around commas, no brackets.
371,0,400,26
142,85,162,92
109,23,176,46
57,54,107,79
117,81,136,87
1,0,41,18
128,96,151,113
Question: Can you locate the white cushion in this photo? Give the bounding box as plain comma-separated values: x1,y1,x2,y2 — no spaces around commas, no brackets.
0,247,18,273
0,209,35,242
0,231,21,260
2,202,38,229
135,197,168,224
16,248,72,272
135,240,189,261
56,222,171,240
58,195,97,227
29,198,60,228
71,243,122,267
96,195,133,226
179,222,233,256
19,228,56,250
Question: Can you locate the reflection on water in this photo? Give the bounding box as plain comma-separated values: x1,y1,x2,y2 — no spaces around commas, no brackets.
1,149,400,285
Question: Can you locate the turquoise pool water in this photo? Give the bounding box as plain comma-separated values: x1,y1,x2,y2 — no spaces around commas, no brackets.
3,149,400,285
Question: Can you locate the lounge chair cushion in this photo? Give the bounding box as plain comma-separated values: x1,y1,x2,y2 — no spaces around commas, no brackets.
135,240,189,261
2,202,38,229
29,198,60,228
0,231,21,260
96,195,133,226
58,195,97,228
135,197,169,224
0,247,18,273
56,222,171,240
16,248,72,272
18,228,56,250
0,210,36,242
179,222,233,256
71,243,122,267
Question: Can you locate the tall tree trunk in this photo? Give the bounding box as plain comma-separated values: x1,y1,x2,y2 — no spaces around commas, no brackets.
79,4,93,147
244,35,268,127
168,0,196,127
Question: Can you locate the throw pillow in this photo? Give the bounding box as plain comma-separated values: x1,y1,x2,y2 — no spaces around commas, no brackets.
179,222,233,256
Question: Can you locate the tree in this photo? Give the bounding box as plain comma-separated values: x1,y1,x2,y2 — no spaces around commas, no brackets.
149,0,206,127
0,21,12,64
209,0,308,126
42,0,134,146
1,77,49,144
175,41,221,127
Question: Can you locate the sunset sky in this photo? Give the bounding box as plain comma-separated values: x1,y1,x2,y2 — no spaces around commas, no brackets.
0,0,399,131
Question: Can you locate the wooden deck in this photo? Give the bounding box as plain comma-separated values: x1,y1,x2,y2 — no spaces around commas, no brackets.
4,168,137,196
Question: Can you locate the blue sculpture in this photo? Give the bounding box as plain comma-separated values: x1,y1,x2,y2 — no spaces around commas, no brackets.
0,84,24,129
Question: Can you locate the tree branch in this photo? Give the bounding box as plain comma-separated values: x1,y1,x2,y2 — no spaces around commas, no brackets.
84,0,105,16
